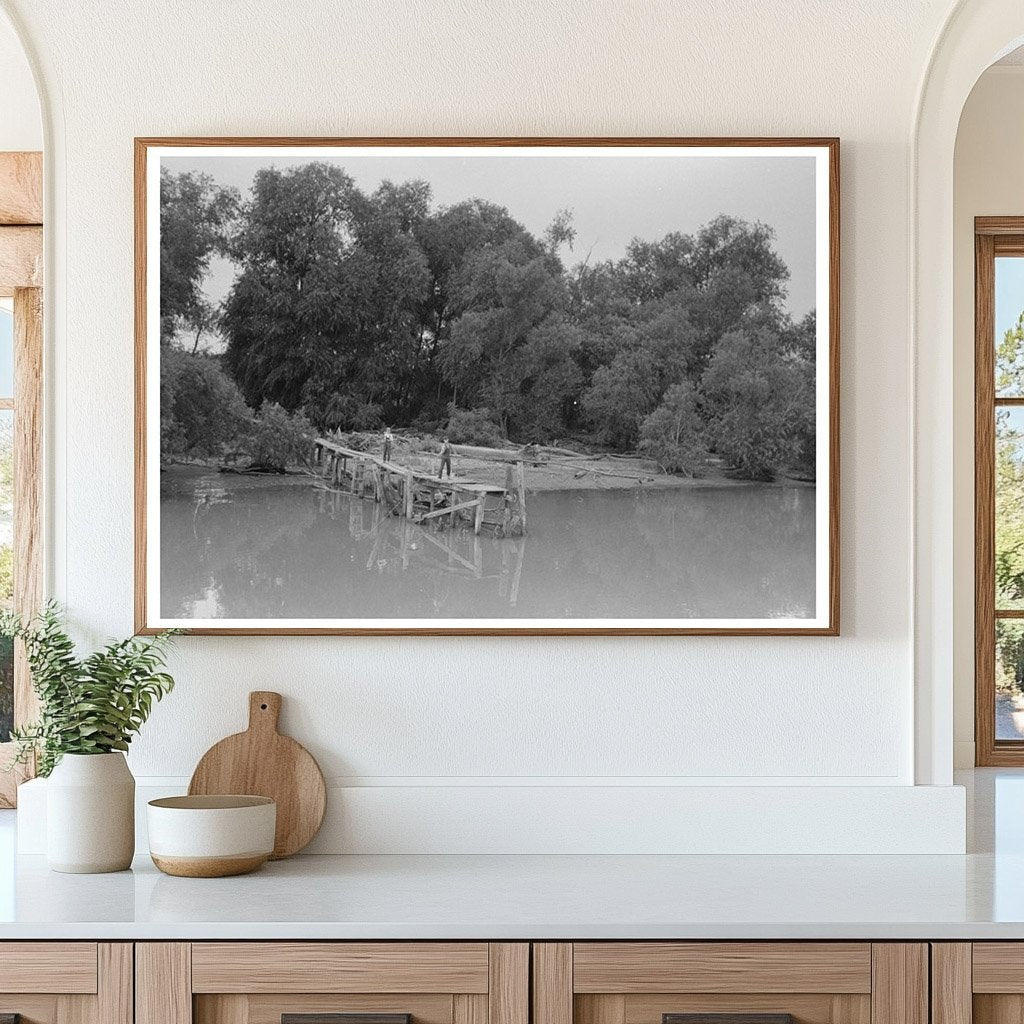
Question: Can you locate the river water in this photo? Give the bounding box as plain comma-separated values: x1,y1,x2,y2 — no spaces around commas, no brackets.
159,468,816,621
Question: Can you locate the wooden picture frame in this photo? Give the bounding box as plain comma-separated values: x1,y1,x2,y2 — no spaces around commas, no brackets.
135,137,840,636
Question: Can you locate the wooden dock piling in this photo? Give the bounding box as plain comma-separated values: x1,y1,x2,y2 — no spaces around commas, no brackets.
312,437,525,537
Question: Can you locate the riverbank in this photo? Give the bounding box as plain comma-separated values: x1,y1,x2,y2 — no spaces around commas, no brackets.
161,444,814,495
346,438,812,493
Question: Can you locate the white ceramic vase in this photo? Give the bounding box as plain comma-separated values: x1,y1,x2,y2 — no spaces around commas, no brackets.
46,752,135,873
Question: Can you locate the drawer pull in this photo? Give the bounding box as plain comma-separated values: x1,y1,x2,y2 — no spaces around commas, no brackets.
283,1016,411,1024
664,1016,794,1024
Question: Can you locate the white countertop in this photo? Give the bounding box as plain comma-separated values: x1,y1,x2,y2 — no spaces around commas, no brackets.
0,849,1021,940
0,769,1021,941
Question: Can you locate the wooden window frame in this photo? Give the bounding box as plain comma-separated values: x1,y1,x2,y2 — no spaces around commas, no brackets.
974,217,1024,765
0,151,43,806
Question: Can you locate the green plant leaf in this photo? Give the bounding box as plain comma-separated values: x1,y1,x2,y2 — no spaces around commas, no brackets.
2,603,179,776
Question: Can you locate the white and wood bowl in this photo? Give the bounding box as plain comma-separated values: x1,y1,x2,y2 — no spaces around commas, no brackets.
147,795,276,877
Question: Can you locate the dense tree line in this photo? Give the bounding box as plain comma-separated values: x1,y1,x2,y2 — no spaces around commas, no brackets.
995,312,1024,692
160,163,816,479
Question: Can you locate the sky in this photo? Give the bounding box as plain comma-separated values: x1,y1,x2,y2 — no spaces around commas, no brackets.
997,259,1024,431
0,309,14,396
162,149,820,319
997,257,1024,341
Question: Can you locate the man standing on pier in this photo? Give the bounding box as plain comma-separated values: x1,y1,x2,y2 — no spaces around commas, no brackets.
382,427,393,463
438,437,453,479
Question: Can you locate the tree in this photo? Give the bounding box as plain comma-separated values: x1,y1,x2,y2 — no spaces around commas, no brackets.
222,164,432,424
516,319,585,440
996,408,1024,607
998,620,1024,694
543,208,576,259
160,170,238,344
438,235,565,435
998,310,1024,396
689,215,789,301
617,232,695,305
582,345,662,449
639,381,708,475
221,162,362,412
701,324,813,480
242,403,314,472
579,307,700,450
783,310,817,474
445,404,503,446
411,198,534,421
160,345,250,460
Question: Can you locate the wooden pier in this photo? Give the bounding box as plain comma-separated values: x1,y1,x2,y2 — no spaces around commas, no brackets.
316,487,527,607
312,438,527,537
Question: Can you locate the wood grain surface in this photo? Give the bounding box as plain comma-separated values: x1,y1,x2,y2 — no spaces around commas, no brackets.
191,942,489,994
573,943,871,994
0,153,41,225
488,944,529,1024
534,944,573,1024
188,691,326,858
930,944,971,1024
136,943,191,1024
0,225,41,295
0,943,97,993
869,945,927,1024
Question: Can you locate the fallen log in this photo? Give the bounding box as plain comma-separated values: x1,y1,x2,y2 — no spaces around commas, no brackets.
558,460,657,483
448,442,521,461
537,444,598,459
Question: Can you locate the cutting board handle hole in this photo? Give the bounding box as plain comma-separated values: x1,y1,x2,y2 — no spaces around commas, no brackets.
260,703,268,710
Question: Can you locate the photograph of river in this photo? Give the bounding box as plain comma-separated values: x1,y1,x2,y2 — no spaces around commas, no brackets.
160,468,815,621
137,140,837,633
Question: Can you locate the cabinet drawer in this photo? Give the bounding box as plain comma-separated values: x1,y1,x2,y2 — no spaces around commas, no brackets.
572,944,872,994
0,942,99,994
0,943,130,1024
191,943,491,994
139,943,528,1024
534,944,926,1024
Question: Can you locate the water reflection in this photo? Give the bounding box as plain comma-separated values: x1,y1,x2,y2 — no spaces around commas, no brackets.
160,468,815,620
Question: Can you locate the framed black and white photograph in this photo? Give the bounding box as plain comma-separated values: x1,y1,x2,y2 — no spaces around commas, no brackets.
135,137,839,635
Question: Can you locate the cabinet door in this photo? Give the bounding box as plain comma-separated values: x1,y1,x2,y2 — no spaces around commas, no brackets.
939,943,1024,1024
533,944,928,1024
137,943,528,1024
0,943,131,1024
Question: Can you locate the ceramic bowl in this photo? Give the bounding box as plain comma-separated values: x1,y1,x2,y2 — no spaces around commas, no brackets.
147,795,276,877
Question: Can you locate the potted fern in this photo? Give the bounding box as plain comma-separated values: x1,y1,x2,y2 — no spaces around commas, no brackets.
2,603,178,873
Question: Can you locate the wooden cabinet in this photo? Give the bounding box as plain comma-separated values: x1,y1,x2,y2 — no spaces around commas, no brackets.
136,944,528,1024
931,943,1024,1024
532,944,928,1024
0,943,132,1024
0,937,964,1024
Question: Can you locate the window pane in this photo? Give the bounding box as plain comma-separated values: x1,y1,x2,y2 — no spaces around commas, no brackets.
998,620,1024,740
997,407,1024,609
0,409,12,742
996,257,1024,396
0,306,12,399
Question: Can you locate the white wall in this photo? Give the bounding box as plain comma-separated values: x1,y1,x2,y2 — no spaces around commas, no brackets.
952,66,1024,767
2,0,971,851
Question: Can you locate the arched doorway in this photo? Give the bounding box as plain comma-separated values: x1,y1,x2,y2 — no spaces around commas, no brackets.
0,7,44,808
914,1,1024,785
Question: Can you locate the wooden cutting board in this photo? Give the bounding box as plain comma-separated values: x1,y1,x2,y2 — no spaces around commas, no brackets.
188,691,327,859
